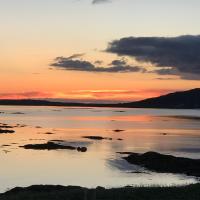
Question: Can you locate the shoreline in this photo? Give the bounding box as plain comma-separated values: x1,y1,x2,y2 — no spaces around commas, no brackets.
1,184,200,200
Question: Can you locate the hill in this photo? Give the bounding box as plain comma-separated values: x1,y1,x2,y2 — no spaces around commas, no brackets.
0,88,199,109
120,88,200,109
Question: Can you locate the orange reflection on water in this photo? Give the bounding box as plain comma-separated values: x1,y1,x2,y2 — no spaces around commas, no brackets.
66,115,152,122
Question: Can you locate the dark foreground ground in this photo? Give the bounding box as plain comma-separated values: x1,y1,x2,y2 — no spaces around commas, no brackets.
1,184,200,200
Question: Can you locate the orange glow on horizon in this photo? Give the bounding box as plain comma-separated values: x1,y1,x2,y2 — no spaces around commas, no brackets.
0,89,174,102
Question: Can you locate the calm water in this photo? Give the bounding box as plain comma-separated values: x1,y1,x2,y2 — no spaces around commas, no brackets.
0,106,200,192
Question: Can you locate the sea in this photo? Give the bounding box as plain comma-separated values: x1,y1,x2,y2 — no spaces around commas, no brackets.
0,106,200,192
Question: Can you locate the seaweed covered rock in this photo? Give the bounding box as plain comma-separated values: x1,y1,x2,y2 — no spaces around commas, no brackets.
124,151,200,177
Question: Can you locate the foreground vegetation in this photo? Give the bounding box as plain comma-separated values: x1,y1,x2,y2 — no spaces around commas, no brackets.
1,184,200,200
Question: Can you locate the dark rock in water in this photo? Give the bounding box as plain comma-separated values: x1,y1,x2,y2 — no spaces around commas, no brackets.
20,142,77,150
44,132,55,135
1,144,11,147
50,140,65,142
16,124,27,128
83,136,112,140
117,152,133,155
0,129,15,134
0,125,14,128
35,126,42,129
77,147,87,152
11,112,25,115
20,141,88,152
29,139,45,141
123,151,200,177
113,129,125,132
0,123,26,129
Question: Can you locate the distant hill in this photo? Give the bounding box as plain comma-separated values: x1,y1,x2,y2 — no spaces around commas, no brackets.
0,99,108,107
120,88,200,109
0,88,199,109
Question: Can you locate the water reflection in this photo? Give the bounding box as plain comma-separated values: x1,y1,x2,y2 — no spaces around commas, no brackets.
0,106,199,192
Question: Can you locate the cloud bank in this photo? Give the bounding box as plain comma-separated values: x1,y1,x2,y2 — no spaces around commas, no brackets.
50,55,144,73
106,35,200,79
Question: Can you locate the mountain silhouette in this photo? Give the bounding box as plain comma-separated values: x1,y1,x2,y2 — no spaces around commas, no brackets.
120,88,200,109
0,88,199,109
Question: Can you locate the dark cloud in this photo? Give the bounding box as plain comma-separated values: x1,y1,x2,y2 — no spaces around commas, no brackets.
94,60,103,65
156,78,178,80
107,35,200,79
110,59,126,66
65,53,85,60
50,56,144,73
152,68,178,76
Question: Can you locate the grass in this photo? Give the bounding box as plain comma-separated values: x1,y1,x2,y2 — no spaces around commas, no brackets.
1,184,200,200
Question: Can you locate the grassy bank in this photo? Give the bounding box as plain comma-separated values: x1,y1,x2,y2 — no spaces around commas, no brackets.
1,184,200,200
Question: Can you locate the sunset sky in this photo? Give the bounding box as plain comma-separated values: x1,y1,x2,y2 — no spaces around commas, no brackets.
1,0,200,102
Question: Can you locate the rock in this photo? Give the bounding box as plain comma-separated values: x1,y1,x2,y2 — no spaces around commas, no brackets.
0,125,14,128
11,112,25,115
20,141,88,153
83,136,112,140
44,132,55,135
117,152,133,155
0,129,15,134
113,129,125,132
20,142,77,150
35,126,42,129
77,147,87,152
123,151,200,177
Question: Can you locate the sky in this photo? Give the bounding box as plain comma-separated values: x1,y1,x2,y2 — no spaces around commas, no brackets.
1,0,200,102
